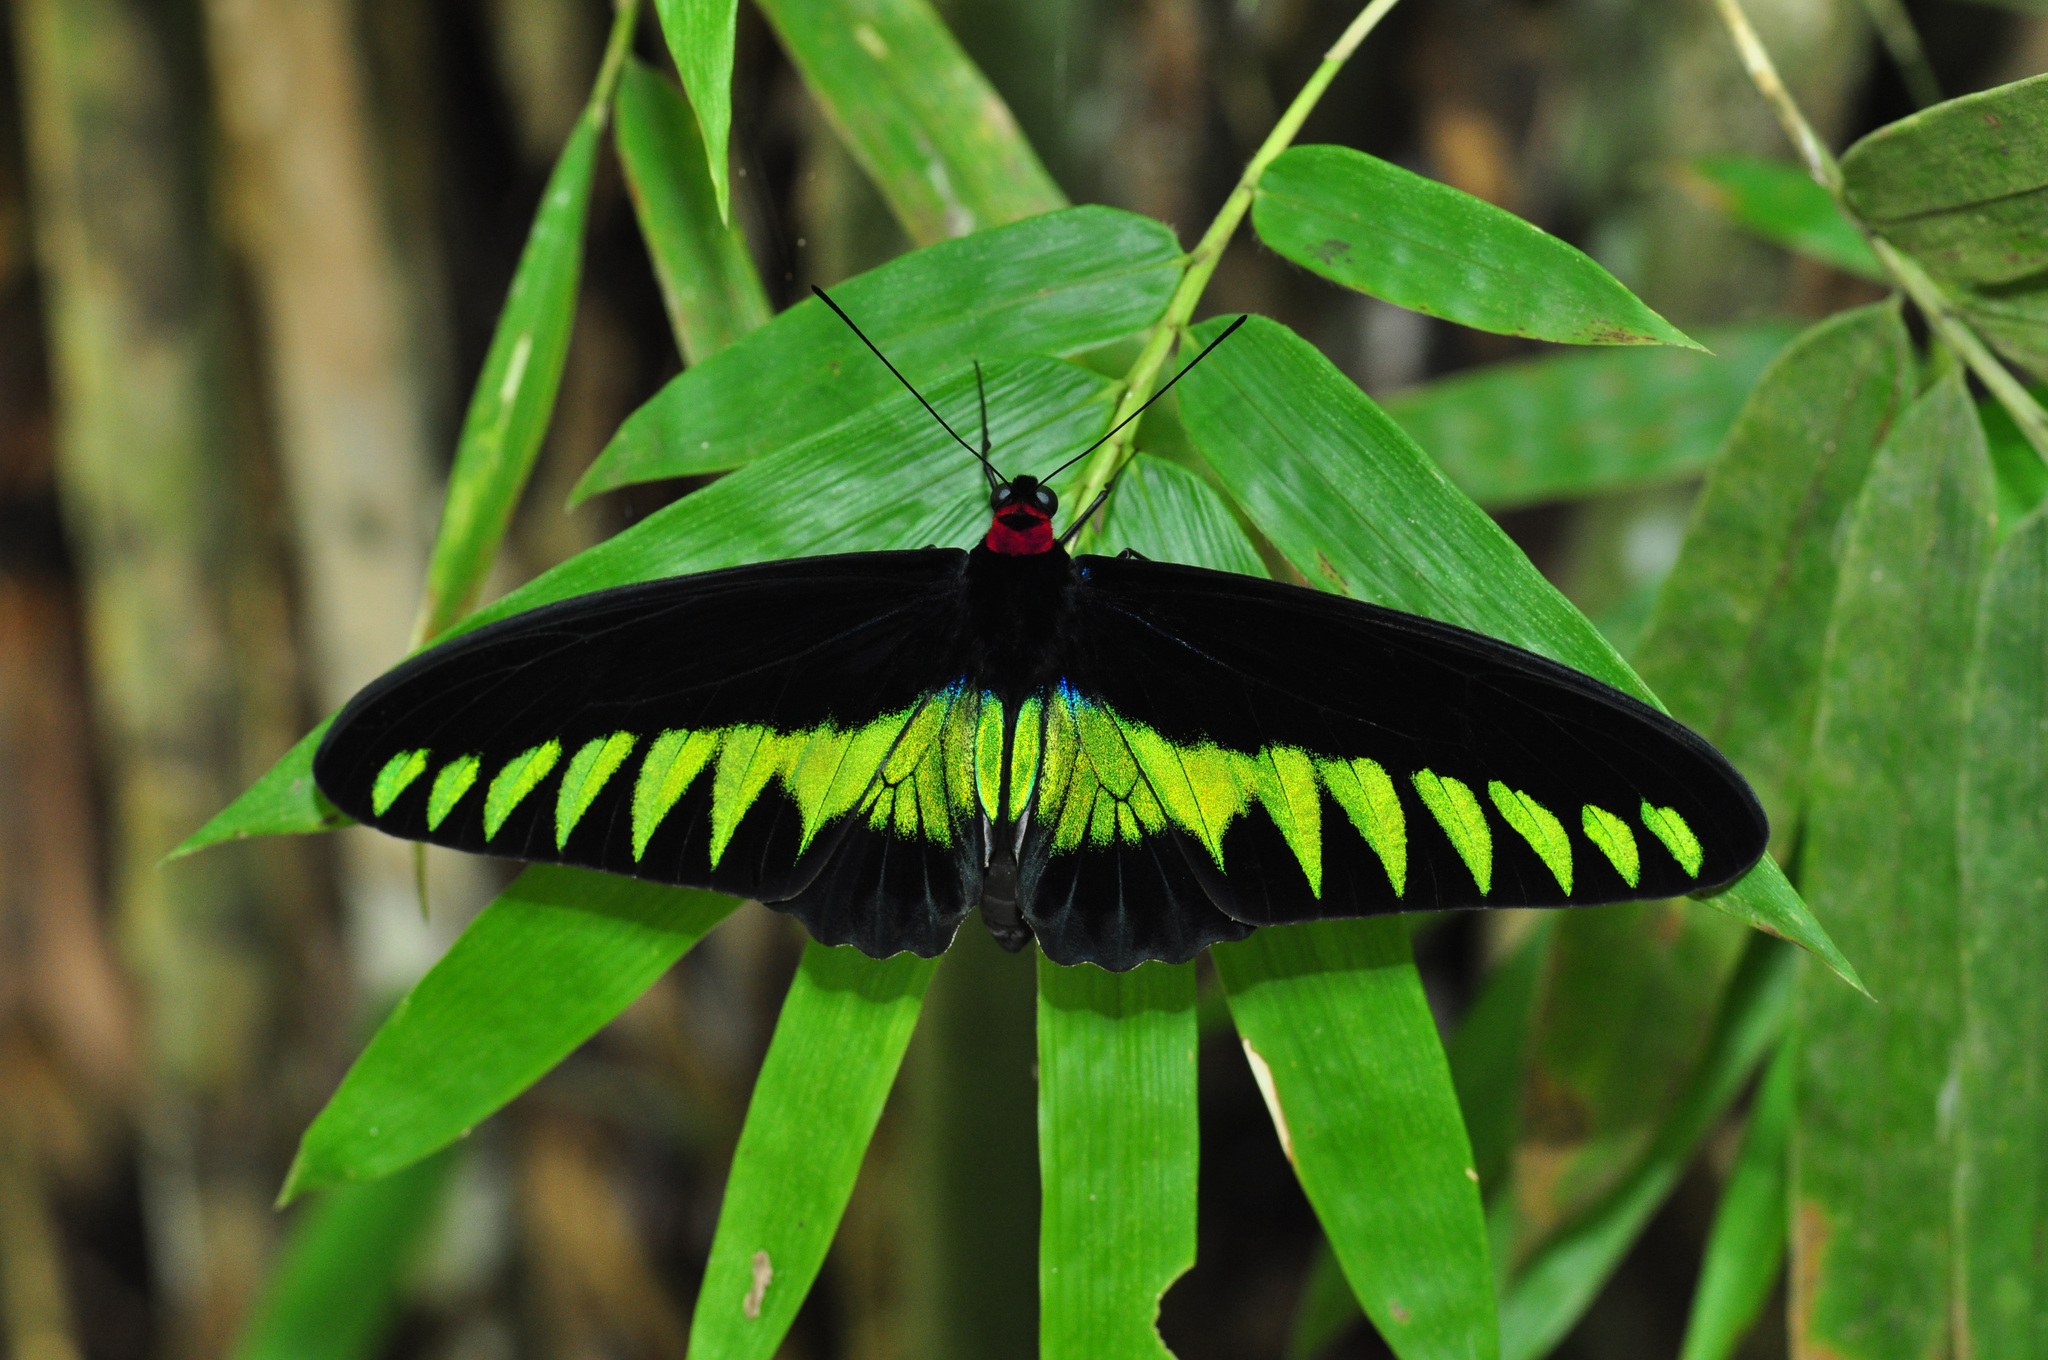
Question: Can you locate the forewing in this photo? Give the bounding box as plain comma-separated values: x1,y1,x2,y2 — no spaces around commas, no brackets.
314,550,987,944
1038,555,1768,927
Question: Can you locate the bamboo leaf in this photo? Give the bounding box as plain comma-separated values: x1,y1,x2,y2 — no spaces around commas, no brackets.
1217,921,1495,1360
167,721,347,855
415,5,634,641
1176,314,1859,988
1954,505,2048,1357
574,206,1176,497
1384,323,1798,508
1633,301,1915,845
1036,958,1197,1360
1841,72,2048,289
234,1151,460,1360
1792,373,1997,1360
651,0,737,223
1981,386,2048,531
1445,918,1550,1191
1678,1042,1792,1360
1095,453,1267,576
283,868,736,1199
686,944,937,1359
1683,156,1883,279
615,58,770,362
1252,146,1696,348
753,0,1063,245
1498,935,1795,1360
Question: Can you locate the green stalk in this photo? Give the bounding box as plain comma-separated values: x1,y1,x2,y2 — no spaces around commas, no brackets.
1065,0,1404,526
1711,0,2048,466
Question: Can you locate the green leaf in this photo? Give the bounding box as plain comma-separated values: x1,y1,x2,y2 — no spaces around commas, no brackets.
573,206,1176,497
615,58,770,362
181,358,1113,855
1252,145,1697,348
1976,386,2048,533
1498,934,1795,1360
1216,921,1495,1360
415,15,631,641
1959,281,2048,385
1955,505,2048,1357
753,0,1063,246
1035,958,1196,1360
1679,1041,1792,1360
1177,315,1858,988
687,944,937,1359
234,1150,460,1360
1286,1244,1365,1360
1841,72,2048,289
651,0,737,223
1633,301,1915,847
1383,323,1799,508
1792,373,1996,1360
1094,453,1267,575
167,720,346,857
1444,917,1550,1191
283,868,736,1199
1683,156,1883,280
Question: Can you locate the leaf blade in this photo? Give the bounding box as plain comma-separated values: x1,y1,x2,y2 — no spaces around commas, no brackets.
1683,156,1883,280
1678,1041,1792,1360
651,0,737,223
1253,146,1696,348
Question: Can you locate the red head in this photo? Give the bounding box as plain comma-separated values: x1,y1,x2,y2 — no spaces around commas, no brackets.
984,475,1059,555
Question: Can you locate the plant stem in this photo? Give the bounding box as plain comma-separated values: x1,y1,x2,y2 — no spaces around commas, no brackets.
591,0,641,130
1856,0,1941,110
1711,0,2048,466
1065,0,1403,525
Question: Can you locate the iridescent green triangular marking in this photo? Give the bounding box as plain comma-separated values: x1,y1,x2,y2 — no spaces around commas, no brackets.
1319,757,1406,896
372,749,429,816
1640,801,1703,877
974,693,1004,822
1581,804,1639,887
1413,770,1491,894
1245,746,1323,896
632,728,720,860
555,732,638,849
484,741,561,840
710,726,795,865
426,755,480,830
1488,782,1571,894
1008,695,1041,822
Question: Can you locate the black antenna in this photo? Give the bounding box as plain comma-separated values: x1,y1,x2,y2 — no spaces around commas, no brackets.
1042,315,1248,485
973,362,999,490
812,286,1004,485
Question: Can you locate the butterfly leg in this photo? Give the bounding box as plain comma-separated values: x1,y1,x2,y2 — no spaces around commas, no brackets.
1115,547,1150,561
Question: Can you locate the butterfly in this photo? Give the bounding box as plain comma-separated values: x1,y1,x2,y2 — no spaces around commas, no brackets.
314,294,1768,972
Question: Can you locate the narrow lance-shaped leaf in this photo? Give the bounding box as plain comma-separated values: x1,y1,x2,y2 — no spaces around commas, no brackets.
1252,145,1697,348
1093,453,1267,576
686,945,937,1360
651,0,737,223
170,359,1114,856
1679,1040,1793,1360
415,2,636,641
1954,505,2048,1359
1498,935,1795,1360
234,1151,460,1360
1176,314,1860,989
1681,156,1883,280
284,868,736,1198
1385,323,1798,509
753,0,1063,245
1792,373,1996,1360
574,206,1177,495
1036,959,1197,1360
1217,921,1496,1360
614,57,770,362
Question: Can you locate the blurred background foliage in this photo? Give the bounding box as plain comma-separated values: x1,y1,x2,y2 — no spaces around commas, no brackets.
0,0,2042,1358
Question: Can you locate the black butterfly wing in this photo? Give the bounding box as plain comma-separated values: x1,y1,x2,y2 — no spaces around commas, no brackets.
1015,555,1765,966
313,550,989,955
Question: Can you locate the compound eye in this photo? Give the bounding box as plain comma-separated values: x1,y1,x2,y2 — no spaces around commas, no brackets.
1033,487,1057,512
990,486,1013,511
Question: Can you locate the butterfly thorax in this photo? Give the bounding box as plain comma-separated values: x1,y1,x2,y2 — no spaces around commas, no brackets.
961,542,1078,707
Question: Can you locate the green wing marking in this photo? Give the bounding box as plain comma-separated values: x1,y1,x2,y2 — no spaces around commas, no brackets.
1581,804,1639,887
373,750,430,816
1412,770,1492,894
485,742,562,839
1008,695,1043,822
1318,757,1407,895
427,755,480,830
1639,800,1703,877
1488,782,1572,893
556,732,637,849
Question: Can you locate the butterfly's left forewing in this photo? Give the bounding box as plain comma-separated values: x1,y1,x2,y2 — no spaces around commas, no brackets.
314,551,989,953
